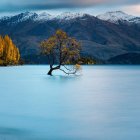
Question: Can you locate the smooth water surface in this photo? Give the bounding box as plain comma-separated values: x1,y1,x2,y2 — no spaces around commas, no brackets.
0,65,140,140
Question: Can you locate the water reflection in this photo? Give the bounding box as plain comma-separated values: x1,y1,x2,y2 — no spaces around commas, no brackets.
46,74,81,81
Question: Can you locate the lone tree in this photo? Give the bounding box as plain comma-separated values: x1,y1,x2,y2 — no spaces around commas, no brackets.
40,30,81,75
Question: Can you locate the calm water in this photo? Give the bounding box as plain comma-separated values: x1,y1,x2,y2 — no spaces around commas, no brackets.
0,65,140,140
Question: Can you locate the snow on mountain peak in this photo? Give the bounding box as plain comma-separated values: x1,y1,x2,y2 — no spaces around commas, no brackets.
35,12,54,21
0,11,86,24
0,11,139,25
55,12,85,20
6,12,38,24
97,11,135,23
34,12,85,21
17,12,38,21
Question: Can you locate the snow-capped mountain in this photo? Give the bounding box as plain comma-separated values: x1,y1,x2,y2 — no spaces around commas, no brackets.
0,12,38,25
97,11,140,24
0,11,86,24
16,12,38,22
0,11,140,64
0,11,139,25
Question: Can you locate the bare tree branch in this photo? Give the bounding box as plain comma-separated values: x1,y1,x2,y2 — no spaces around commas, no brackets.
62,65,73,72
59,68,77,75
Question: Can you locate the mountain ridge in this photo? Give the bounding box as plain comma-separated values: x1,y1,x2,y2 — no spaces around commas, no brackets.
0,11,140,24
0,11,140,64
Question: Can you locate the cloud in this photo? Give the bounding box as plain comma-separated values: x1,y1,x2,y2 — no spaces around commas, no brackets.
122,4,140,16
0,0,140,12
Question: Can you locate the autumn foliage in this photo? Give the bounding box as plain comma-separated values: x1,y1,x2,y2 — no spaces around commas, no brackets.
0,35,20,66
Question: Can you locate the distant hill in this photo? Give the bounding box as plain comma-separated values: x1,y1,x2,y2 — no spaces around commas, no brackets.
0,11,140,64
108,53,140,64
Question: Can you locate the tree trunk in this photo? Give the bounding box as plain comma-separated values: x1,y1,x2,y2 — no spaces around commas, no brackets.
47,68,53,76
47,66,60,76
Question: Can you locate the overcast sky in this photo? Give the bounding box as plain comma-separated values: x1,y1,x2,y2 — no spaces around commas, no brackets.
0,0,140,16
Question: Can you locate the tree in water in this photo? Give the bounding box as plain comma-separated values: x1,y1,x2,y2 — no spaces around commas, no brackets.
40,30,81,75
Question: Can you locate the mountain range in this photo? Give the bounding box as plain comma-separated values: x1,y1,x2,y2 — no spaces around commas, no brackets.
0,11,140,64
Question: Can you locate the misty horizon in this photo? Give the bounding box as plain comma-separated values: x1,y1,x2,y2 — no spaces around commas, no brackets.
0,0,139,17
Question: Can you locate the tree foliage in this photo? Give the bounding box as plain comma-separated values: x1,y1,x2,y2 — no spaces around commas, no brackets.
0,35,20,65
79,57,96,64
40,30,81,75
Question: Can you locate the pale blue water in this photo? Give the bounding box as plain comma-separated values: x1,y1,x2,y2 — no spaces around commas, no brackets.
0,65,140,140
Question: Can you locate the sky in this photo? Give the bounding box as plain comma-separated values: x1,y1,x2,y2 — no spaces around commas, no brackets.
0,0,140,16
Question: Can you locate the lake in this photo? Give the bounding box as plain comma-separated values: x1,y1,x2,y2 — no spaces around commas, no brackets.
0,65,140,140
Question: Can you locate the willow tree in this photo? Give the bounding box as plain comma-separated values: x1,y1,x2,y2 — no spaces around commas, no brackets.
40,30,81,75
